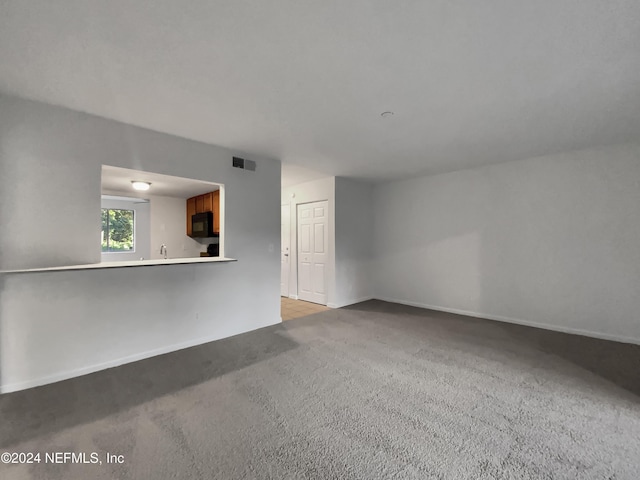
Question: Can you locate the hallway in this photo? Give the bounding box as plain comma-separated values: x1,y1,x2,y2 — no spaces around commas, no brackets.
281,297,330,321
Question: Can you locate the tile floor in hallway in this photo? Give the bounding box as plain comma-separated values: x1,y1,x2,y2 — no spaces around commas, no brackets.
281,297,331,321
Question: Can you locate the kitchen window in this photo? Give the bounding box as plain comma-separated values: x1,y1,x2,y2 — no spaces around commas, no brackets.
101,208,135,252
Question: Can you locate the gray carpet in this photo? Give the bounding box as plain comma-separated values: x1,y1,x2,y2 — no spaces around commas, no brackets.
1,300,639,479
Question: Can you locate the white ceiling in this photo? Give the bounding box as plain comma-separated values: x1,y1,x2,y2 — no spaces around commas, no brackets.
281,164,330,188
102,165,219,199
1,1,639,182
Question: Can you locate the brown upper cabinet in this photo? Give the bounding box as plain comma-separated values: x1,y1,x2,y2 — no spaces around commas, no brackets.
202,192,213,214
195,195,205,214
187,190,220,235
186,197,196,237
212,191,220,233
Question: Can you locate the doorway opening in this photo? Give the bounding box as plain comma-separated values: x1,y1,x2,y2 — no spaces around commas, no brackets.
280,199,330,321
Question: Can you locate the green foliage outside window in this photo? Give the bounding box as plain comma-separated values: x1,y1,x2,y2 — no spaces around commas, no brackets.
102,209,134,252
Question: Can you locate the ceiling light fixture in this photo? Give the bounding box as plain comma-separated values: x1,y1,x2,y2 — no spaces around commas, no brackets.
131,181,151,191
381,111,394,118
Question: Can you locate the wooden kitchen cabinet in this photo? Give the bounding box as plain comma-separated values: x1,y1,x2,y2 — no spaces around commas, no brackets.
212,190,220,233
202,192,213,213
186,189,220,235
186,197,196,237
195,195,205,214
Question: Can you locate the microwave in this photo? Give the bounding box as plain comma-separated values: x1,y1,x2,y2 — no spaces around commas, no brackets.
191,212,216,238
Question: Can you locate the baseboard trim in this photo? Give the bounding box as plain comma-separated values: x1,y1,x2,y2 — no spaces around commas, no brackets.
289,294,299,300
0,318,281,394
375,297,640,346
328,296,374,309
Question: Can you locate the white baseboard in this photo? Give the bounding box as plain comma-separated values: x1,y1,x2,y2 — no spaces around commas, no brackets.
289,294,298,300
0,317,282,394
328,296,374,309
375,297,640,346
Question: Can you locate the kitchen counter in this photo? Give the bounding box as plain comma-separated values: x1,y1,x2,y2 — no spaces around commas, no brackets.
1,257,237,274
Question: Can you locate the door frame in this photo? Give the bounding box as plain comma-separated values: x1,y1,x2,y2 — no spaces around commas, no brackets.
282,183,334,306
281,203,290,297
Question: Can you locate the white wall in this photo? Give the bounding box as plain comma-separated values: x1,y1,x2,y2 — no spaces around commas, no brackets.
148,194,205,260
281,177,336,305
0,94,281,392
373,143,640,344
100,197,151,262
334,177,374,307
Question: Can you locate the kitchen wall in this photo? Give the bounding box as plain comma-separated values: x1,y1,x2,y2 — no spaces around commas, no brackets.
99,190,214,260
0,94,281,392
148,194,204,260
372,143,640,344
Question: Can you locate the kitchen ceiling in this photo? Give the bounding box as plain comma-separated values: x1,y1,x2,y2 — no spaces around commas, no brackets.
1,1,639,182
102,165,219,199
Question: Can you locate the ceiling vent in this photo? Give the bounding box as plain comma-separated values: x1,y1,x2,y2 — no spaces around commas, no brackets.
232,156,256,172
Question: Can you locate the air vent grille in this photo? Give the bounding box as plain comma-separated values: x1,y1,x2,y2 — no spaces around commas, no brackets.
232,156,257,172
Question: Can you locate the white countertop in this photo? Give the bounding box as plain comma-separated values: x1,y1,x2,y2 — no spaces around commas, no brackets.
1,257,237,274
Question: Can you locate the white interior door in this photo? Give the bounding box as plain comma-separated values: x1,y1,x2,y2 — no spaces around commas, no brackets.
281,204,290,297
297,201,328,305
